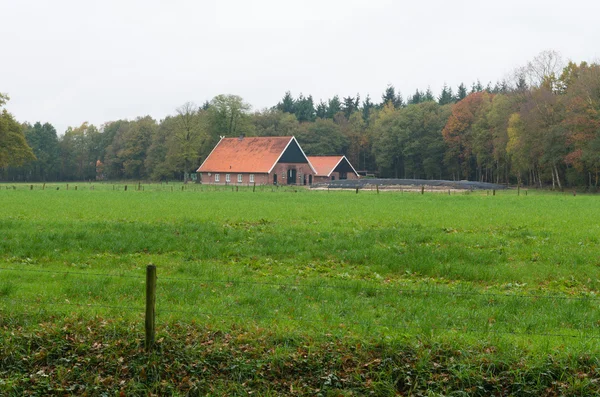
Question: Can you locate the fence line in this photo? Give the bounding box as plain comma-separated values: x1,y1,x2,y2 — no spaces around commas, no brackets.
3,297,598,341
0,267,144,279
1,266,598,302
1,298,143,312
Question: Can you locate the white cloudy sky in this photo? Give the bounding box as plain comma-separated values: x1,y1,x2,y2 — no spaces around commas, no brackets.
1,0,599,134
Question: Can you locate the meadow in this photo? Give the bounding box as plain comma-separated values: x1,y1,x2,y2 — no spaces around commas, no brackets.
1,183,600,395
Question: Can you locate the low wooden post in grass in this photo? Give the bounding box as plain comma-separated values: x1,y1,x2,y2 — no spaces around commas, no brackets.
493,189,496,196
253,182,256,192
124,185,127,191
376,185,379,194
145,264,157,352
355,187,359,194
30,185,33,190
67,184,69,191
421,185,424,195
75,186,77,191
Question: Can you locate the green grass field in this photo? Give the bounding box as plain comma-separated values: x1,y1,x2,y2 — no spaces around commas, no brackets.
1,183,599,395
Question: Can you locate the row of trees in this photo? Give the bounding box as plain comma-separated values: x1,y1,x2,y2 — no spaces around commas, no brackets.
2,52,599,187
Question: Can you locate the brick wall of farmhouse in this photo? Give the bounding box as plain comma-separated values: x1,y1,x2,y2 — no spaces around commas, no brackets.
199,172,270,185
199,163,317,185
269,163,315,185
314,172,359,183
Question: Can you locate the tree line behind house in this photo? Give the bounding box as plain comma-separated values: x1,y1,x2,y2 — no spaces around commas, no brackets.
1,51,599,188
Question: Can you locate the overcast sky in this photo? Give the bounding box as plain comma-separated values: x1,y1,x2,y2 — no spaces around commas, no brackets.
2,0,599,134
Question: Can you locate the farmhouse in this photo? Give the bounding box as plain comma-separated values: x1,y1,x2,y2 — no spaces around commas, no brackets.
308,156,359,183
197,136,360,185
197,136,317,185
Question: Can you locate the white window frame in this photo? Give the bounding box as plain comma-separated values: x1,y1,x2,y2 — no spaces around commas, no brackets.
225,173,231,183
237,174,243,183
214,174,220,182
249,174,254,183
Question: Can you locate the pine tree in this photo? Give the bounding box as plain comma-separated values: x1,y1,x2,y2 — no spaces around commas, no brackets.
457,83,468,101
408,89,423,105
381,85,397,107
342,96,357,119
395,92,405,108
326,95,342,118
362,95,374,123
438,84,454,105
294,94,316,122
315,100,328,119
277,91,295,114
424,87,435,102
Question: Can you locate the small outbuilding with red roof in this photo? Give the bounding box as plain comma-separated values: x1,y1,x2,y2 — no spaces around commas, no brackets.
307,155,359,183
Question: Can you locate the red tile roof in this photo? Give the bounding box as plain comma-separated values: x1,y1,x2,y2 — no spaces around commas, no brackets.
197,136,295,173
307,156,359,177
307,156,344,176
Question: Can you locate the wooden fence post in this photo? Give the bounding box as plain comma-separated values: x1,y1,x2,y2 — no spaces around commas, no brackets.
145,264,157,352
376,185,379,194
421,185,424,195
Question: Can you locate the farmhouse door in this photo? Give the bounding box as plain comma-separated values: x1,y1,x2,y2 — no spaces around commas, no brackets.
309,175,312,185
287,169,297,185
273,174,277,185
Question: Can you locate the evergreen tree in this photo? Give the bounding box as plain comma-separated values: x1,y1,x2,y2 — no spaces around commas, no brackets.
485,81,493,93
315,100,328,119
471,80,484,93
515,76,528,92
438,84,455,105
342,95,357,119
277,91,295,114
424,87,435,102
457,83,468,101
326,95,342,118
395,92,405,108
408,89,423,105
381,85,397,107
361,95,374,123
380,85,404,108
294,94,316,122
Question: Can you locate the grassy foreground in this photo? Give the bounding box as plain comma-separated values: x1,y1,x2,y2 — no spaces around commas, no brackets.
1,183,600,395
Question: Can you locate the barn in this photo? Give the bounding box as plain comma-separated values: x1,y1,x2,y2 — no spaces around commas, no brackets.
308,156,360,183
197,136,317,185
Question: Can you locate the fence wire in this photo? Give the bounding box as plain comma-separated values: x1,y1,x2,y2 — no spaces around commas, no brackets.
2,266,596,303
2,266,600,341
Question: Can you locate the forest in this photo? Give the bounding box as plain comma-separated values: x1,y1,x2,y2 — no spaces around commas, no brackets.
1,51,599,188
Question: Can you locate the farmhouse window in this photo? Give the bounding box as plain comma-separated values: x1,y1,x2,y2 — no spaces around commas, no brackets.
215,174,220,182
237,174,243,183
249,174,254,183
226,174,231,183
